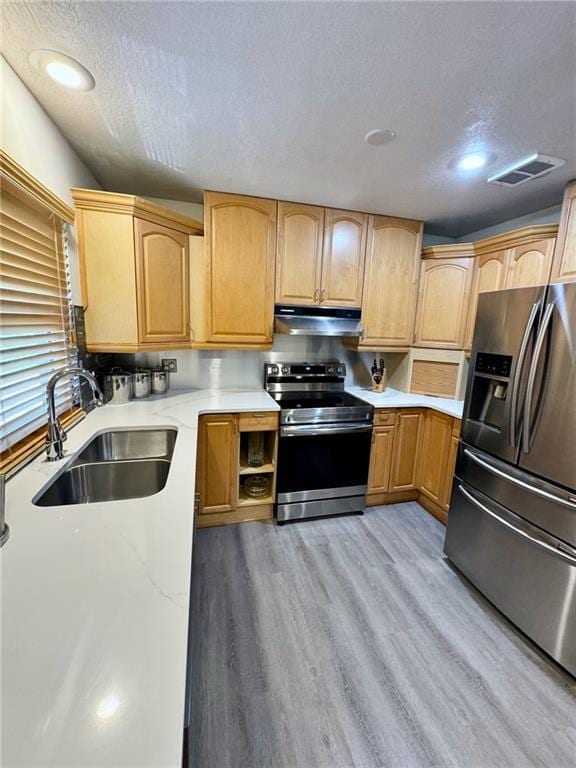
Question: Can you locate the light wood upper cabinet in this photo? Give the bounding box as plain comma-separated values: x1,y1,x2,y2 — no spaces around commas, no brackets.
134,219,189,343
276,202,324,305
414,245,474,349
360,216,423,348
197,413,239,515
417,410,453,506
389,409,424,491
205,192,276,344
321,209,368,307
72,188,202,352
504,238,555,289
368,425,396,494
465,249,508,350
551,180,576,284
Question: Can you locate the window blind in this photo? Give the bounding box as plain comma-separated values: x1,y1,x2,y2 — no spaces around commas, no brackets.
0,180,79,466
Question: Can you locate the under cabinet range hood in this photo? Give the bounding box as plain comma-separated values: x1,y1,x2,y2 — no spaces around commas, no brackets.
274,305,363,337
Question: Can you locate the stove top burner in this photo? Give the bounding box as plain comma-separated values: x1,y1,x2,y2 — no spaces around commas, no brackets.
272,391,369,410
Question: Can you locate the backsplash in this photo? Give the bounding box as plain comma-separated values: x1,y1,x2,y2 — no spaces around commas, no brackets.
104,336,383,390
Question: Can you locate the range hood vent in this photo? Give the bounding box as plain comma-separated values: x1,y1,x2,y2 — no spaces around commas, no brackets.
487,153,565,187
274,304,363,337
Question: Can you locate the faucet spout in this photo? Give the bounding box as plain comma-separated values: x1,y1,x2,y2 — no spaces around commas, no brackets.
45,367,105,461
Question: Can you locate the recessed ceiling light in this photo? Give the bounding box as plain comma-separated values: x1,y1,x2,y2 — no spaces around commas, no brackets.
456,152,489,172
29,50,95,91
365,129,396,146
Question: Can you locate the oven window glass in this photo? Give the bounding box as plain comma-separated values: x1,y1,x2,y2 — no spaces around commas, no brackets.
277,430,372,493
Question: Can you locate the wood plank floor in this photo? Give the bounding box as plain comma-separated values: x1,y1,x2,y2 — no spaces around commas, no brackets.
188,503,576,768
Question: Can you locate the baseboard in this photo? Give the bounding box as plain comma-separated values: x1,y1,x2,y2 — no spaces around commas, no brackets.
366,489,419,507
417,493,448,525
196,505,274,528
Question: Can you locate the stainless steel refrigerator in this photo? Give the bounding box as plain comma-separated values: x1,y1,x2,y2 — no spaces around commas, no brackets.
445,282,576,677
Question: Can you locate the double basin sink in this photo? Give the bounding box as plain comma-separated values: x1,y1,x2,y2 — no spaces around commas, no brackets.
34,428,177,507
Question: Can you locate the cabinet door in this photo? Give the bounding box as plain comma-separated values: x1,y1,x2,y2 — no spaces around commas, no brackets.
417,410,453,505
505,238,555,290
551,181,576,284
134,219,189,343
276,202,324,305
361,216,423,347
389,409,424,491
368,426,396,494
320,209,367,307
205,192,276,344
414,258,474,349
440,434,459,511
197,414,238,514
465,249,508,350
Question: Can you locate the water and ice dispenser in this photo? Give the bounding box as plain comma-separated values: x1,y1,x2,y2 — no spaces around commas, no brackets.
468,353,513,430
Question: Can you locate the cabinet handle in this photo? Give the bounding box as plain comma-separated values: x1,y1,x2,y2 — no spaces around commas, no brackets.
314,288,320,302
320,288,326,302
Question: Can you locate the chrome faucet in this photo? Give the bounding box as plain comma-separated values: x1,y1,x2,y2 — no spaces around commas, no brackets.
45,367,105,461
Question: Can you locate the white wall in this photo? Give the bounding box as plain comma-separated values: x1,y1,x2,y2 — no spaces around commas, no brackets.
146,197,204,223
457,205,562,242
1,56,100,302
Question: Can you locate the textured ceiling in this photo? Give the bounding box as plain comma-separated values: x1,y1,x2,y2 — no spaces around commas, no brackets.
2,1,575,236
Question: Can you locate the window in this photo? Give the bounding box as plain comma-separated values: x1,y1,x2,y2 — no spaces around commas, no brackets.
0,155,82,474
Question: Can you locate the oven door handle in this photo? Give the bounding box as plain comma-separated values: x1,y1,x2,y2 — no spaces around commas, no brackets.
281,423,373,437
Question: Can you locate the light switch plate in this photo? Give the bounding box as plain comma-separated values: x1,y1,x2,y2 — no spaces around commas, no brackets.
162,358,178,373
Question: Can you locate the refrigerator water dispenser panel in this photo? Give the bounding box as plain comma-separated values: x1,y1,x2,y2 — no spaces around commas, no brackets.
468,353,513,430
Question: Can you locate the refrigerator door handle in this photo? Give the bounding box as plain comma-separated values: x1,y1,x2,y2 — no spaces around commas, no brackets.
463,448,576,509
509,301,540,448
523,301,554,453
457,484,576,565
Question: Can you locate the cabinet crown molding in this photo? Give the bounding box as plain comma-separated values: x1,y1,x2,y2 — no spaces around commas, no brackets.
1,149,75,224
473,224,559,257
421,243,475,260
71,188,204,235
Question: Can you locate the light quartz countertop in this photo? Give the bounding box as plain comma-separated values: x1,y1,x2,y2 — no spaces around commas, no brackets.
348,386,464,419
1,389,279,768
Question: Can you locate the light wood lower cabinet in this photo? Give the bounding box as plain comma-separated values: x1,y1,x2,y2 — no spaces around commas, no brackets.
389,409,425,492
367,426,395,494
418,410,453,506
367,407,461,524
196,411,278,527
196,414,239,515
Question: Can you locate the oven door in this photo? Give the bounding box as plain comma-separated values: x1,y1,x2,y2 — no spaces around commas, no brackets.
276,422,373,519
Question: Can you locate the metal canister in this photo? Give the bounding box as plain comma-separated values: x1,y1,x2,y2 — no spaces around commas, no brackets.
103,368,132,405
131,369,152,399
151,369,169,395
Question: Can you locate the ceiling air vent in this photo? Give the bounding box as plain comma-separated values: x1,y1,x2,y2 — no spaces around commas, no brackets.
487,153,565,187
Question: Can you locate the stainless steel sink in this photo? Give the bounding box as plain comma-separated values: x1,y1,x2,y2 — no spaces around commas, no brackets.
75,428,176,463
33,428,177,507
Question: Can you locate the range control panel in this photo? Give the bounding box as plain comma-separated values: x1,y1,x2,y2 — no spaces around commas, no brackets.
475,353,512,378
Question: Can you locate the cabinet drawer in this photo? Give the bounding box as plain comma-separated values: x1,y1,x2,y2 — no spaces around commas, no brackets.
239,412,279,432
452,418,462,438
374,409,396,426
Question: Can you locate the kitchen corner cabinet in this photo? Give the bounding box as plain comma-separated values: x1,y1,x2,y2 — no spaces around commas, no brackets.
275,203,368,308
72,188,202,352
204,191,276,345
414,244,474,349
360,216,423,349
551,180,576,284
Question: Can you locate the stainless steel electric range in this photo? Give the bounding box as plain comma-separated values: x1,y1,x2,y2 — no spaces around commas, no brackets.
264,361,374,523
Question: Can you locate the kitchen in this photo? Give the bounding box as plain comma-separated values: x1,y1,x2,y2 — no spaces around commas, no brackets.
1,2,576,767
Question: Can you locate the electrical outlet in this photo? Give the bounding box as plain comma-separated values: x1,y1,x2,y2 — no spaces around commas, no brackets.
162,358,178,373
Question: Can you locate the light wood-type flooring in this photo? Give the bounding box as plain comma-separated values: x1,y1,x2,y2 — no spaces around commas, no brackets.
188,503,576,768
